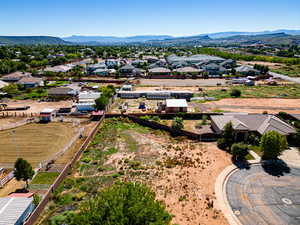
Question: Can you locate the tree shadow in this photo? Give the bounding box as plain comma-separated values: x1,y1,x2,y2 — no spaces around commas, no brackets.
231,156,250,170
261,159,291,177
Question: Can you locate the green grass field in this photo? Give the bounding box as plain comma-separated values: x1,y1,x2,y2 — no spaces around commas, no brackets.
31,172,59,185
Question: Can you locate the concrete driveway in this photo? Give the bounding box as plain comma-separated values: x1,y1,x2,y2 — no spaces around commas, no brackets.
226,164,300,225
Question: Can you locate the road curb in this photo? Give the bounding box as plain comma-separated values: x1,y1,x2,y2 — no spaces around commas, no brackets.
215,160,299,225
214,162,261,225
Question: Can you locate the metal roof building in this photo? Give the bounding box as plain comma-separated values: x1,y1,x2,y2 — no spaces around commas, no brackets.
0,197,34,225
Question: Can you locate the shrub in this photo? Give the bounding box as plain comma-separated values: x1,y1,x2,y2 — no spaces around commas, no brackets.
217,138,227,150
66,182,172,225
230,89,241,97
172,117,184,130
231,143,249,160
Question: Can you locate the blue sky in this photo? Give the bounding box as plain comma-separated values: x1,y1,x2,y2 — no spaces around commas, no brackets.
1,0,300,37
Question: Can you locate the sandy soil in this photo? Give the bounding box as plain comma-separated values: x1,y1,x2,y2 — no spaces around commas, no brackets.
113,130,232,225
204,98,300,114
150,142,231,225
1,100,73,114
238,60,284,69
0,178,25,197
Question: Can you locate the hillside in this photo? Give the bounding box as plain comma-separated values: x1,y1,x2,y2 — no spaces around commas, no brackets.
0,36,70,45
62,35,172,44
214,33,300,45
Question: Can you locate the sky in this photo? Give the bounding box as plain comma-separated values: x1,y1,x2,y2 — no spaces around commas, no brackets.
1,0,300,37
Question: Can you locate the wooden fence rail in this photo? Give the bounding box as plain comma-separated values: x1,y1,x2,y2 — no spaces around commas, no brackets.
24,115,105,225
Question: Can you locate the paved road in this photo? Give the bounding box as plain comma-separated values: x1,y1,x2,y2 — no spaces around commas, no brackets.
269,71,300,84
226,164,300,225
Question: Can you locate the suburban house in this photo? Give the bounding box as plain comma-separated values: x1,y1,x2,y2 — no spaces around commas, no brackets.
0,195,34,225
165,99,188,113
143,55,159,63
236,65,260,76
76,91,101,112
17,76,44,88
93,68,109,76
131,59,147,67
203,63,226,77
119,64,141,77
148,67,171,78
211,114,296,139
174,66,203,77
48,87,77,99
220,59,236,69
86,63,107,74
43,64,74,73
166,54,225,65
1,72,31,82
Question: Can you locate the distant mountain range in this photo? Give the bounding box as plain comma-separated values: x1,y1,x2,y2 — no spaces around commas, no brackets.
0,36,70,45
62,35,172,45
1,29,300,46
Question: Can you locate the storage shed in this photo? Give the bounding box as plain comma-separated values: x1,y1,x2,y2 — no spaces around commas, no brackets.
0,197,34,225
165,99,188,113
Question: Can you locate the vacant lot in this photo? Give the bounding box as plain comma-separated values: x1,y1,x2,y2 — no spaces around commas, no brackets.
40,118,231,225
0,122,78,167
203,98,300,114
199,84,300,100
139,78,227,87
1,99,73,114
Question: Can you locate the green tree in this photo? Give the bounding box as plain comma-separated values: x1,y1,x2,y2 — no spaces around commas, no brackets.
260,131,288,159
172,117,184,130
223,122,235,149
14,158,35,188
230,89,241,97
231,143,249,160
95,95,109,110
64,182,172,225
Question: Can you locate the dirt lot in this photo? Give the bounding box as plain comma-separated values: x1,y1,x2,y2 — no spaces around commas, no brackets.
204,98,300,114
0,117,25,130
0,100,73,114
238,60,284,69
41,118,231,225
0,122,79,167
139,78,227,87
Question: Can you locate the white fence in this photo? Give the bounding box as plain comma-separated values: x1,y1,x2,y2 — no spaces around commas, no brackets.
0,118,36,131
39,127,84,169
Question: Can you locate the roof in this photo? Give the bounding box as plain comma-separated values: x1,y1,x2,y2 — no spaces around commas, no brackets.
41,108,55,113
1,72,31,81
48,87,76,95
0,197,33,225
211,114,296,135
167,54,224,64
236,65,259,73
17,76,43,84
290,114,300,121
166,99,188,108
44,64,74,73
78,91,101,100
8,193,34,198
174,67,202,73
120,64,135,70
0,81,9,89
149,67,171,73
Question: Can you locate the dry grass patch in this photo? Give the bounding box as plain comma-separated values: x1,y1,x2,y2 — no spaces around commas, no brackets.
0,122,78,167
